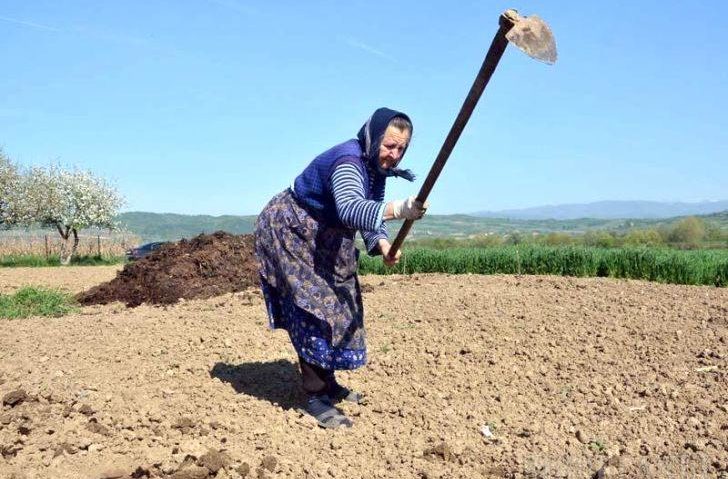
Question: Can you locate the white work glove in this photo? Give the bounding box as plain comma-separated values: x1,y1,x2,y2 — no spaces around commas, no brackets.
391,196,429,220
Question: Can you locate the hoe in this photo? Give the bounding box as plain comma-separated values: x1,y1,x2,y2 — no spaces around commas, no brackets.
387,9,558,259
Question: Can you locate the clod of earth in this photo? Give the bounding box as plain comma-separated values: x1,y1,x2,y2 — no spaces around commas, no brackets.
86,418,111,436
131,465,157,478
260,455,277,472
1,443,23,458
53,442,77,457
236,462,251,477
198,449,232,473
424,442,454,462
98,467,127,479
77,403,95,416
76,231,259,307
2,390,27,407
170,464,210,479
172,416,196,434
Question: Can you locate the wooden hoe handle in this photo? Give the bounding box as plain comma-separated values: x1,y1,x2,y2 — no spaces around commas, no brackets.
387,12,517,261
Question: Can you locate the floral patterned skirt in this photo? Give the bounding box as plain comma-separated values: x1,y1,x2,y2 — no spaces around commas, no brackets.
254,189,366,370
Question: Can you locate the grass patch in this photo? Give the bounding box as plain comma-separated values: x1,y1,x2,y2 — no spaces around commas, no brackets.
358,246,728,287
0,286,79,319
589,439,606,453
0,254,125,267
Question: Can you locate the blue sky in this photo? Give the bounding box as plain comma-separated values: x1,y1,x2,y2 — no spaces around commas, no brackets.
1,1,726,215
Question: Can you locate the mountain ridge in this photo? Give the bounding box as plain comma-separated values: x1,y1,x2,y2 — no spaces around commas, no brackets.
473,200,728,220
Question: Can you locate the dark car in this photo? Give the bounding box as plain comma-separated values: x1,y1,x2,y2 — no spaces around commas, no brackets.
125,241,169,261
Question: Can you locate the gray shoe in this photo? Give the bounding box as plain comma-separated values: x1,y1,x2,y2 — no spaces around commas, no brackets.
328,382,366,405
302,394,353,429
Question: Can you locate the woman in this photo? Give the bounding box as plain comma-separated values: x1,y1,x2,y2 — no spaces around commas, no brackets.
254,107,428,429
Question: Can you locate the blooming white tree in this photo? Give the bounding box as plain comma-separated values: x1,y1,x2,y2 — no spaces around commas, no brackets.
4,164,125,264
0,150,20,227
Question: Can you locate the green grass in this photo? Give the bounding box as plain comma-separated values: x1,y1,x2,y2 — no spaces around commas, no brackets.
0,286,79,319
0,254,125,267
589,440,607,453
359,246,728,287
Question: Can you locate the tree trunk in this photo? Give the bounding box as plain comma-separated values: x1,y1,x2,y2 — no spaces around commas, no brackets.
57,224,73,266
71,228,79,261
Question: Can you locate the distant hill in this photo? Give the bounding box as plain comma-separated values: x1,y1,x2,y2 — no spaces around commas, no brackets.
117,212,257,243
473,200,728,220
116,208,728,244
703,210,728,222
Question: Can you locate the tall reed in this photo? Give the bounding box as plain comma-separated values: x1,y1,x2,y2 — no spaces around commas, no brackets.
358,246,728,287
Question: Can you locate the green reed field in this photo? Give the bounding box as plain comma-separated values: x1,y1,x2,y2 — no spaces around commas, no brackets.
359,246,728,287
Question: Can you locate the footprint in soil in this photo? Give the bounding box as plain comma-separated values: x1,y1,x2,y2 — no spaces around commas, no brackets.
210,359,300,409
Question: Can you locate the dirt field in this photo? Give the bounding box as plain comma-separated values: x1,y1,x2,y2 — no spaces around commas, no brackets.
1,266,726,478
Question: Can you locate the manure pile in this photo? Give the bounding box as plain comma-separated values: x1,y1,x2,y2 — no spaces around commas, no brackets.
77,231,259,307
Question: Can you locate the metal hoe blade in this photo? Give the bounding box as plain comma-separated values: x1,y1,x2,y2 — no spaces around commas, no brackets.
504,10,557,64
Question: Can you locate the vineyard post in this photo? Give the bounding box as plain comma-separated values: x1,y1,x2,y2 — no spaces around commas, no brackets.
44,235,49,259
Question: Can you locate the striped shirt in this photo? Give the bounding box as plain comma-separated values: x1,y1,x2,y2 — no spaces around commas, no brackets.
330,162,388,253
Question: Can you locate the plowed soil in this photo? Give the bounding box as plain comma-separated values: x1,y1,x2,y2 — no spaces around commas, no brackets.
1,262,727,478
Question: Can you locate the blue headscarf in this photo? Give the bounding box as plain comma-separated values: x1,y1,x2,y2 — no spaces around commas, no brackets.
356,107,416,182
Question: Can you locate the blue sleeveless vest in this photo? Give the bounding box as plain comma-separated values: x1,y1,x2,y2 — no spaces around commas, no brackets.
292,139,369,225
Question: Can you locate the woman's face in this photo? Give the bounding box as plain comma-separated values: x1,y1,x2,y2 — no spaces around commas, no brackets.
378,125,410,170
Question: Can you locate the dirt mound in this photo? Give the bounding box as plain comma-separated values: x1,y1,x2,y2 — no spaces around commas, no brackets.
77,231,259,307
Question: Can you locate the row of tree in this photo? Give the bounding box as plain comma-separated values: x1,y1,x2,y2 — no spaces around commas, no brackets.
1,150,124,264
410,216,724,250
579,216,718,249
